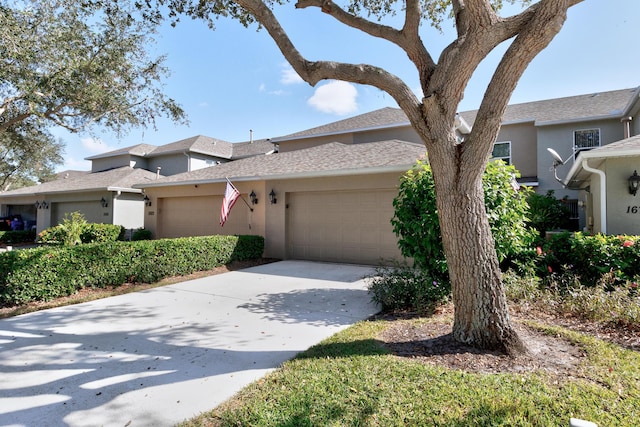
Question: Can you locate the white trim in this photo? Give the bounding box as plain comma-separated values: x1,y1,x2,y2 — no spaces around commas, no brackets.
491,141,512,164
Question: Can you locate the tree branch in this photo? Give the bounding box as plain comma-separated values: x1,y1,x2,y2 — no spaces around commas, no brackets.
294,0,436,76
466,0,584,169
234,0,422,118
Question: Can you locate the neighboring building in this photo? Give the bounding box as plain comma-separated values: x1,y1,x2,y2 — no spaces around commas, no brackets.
0,135,275,233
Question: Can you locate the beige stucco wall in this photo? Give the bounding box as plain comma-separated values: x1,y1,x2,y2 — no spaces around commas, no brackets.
496,122,537,178
113,192,145,230
603,157,640,235
142,171,404,261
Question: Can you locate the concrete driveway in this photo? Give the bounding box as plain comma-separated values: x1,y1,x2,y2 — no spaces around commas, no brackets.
0,261,379,427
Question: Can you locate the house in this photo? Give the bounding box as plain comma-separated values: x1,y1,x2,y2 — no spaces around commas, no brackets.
3,86,639,261
562,135,640,235
135,140,427,265
0,135,275,233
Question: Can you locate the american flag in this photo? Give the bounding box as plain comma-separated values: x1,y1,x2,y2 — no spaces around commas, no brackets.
220,180,240,226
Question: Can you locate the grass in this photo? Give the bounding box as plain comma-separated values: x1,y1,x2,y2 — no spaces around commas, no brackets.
179,319,640,427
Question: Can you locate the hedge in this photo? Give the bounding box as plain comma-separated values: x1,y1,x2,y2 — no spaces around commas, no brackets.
0,230,36,245
0,235,264,306
534,232,640,288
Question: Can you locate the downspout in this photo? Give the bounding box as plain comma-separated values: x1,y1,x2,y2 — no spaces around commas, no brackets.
581,159,606,234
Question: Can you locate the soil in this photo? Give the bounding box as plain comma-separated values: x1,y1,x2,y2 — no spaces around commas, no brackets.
2,259,638,376
376,303,639,376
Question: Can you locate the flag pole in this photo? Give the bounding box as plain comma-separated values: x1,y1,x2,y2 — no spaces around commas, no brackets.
226,177,253,212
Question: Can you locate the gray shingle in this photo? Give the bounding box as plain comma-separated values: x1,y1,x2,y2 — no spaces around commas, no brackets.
138,140,426,187
0,167,157,195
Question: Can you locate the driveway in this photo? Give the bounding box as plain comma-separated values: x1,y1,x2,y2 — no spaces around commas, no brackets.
0,261,379,427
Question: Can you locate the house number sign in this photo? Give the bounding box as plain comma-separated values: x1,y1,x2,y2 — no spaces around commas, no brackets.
626,206,640,214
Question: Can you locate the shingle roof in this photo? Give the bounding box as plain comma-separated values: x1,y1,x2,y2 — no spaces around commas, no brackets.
461,87,638,126
86,143,158,160
274,87,639,142
136,140,426,188
231,139,277,158
0,167,157,196
273,107,411,140
588,134,640,153
147,135,234,158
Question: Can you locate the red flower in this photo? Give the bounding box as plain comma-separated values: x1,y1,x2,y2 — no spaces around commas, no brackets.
623,240,634,247
547,266,553,273
631,282,638,289
536,246,543,255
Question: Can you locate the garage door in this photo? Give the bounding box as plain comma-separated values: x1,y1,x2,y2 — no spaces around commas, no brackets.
287,190,402,265
53,201,105,225
158,195,251,238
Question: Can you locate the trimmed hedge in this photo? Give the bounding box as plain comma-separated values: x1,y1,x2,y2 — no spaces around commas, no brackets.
0,235,264,306
38,222,124,245
0,230,36,245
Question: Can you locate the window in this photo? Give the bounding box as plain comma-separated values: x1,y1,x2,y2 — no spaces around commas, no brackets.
574,128,600,158
490,141,511,164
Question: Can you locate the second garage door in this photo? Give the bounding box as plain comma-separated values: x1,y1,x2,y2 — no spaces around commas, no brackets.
287,190,402,265
158,196,251,238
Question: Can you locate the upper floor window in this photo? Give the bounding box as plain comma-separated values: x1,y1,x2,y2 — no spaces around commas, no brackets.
490,141,511,165
574,128,600,158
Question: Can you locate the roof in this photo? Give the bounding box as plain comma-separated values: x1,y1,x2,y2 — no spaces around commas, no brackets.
272,87,639,143
136,140,426,188
272,108,411,141
146,135,234,158
86,135,275,162
0,167,158,196
86,143,158,160
460,88,639,127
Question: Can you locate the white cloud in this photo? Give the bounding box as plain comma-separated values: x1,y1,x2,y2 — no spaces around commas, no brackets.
280,64,304,85
259,83,266,92
307,81,358,115
81,137,116,154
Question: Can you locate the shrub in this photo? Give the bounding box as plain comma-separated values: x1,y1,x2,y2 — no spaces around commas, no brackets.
131,228,153,241
0,230,36,244
526,190,572,235
0,234,264,306
38,212,123,245
391,158,537,280
534,232,640,288
368,264,450,314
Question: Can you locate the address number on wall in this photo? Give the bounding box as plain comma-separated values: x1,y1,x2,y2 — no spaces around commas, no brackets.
626,206,640,214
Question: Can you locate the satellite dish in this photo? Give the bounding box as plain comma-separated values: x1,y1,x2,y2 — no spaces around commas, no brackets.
546,148,565,166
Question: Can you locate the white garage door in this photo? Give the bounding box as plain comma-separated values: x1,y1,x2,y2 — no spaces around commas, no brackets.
158,195,252,238
287,190,402,265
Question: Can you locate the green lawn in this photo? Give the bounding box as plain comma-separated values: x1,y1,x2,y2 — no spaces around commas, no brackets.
180,319,639,427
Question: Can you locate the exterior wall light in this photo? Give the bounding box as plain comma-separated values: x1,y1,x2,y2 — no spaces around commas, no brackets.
143,195,152,207
41,201,48,209
629,170,640,196
269,189,277,204
249,190,258,205
100,197,108,208
35,201,40,209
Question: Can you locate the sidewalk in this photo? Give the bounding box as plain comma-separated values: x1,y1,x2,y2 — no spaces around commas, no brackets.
0,261,378,427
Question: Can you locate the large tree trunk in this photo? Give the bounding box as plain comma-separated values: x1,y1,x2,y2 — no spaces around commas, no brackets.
428,133,526,355
438,173,525,355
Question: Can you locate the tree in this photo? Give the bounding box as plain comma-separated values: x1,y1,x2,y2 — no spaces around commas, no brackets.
0,123,63,191
128,0,583,354
0,0,186,139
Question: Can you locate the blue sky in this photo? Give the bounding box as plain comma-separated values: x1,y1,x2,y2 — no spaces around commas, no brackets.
56,0,640,171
